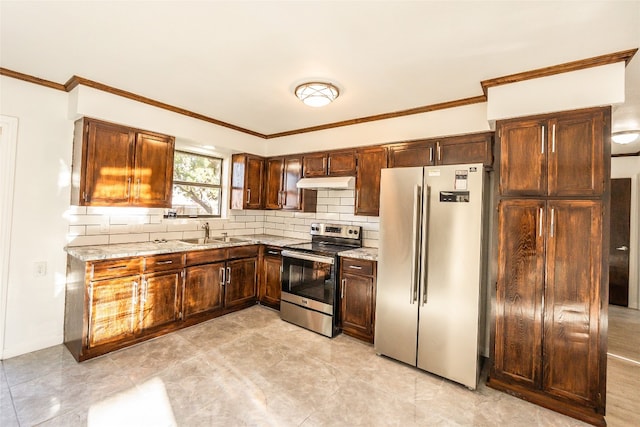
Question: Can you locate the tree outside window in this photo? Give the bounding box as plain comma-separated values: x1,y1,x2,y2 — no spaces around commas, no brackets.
172,151,222,217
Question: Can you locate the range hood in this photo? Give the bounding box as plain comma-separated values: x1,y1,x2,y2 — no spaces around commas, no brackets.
296,176,355,190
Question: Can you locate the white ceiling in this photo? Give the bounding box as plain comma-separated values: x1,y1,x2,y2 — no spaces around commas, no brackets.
1,1,639,154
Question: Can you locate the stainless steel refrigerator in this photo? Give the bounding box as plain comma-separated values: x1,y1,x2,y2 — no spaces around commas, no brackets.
374,163,487,389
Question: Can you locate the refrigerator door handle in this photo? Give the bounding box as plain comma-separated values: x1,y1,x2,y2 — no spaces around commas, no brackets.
420,185,430,306
410,185,422,304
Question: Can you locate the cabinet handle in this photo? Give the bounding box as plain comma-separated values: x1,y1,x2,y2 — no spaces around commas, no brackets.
156,260,173,265
267,250,279,255
219,267,225,286
429,147,433,163
107,265,129,270
550,208,555,238
541,125,545,154
226,267,231,284
327,157,331,172
437,142,441,162
538,208,543,237
341,279,346,299
142,279,148,303
246,189,251,204
131,281,138,331
125,177,132,198
349,265,363,270
551,124,556,153
136,178,141,199
323,157,327,171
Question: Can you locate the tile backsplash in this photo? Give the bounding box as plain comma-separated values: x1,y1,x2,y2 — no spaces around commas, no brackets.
65,190,380,248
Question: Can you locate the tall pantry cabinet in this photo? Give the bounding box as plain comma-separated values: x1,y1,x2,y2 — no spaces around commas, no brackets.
488,107,610,427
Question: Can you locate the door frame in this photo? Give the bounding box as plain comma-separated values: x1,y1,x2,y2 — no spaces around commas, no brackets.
611,158,640,309
0,116,18,359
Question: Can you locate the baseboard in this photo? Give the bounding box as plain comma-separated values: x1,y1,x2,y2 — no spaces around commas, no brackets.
1,335,63,360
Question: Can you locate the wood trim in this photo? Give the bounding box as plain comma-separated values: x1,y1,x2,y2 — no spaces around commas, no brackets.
1,48,636,139
481,48,638,96
63,75,267,138
267,95,487,138
612,151,640,158
0,67,66,91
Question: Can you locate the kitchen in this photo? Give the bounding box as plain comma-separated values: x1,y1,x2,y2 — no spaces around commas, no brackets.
1,1,640,426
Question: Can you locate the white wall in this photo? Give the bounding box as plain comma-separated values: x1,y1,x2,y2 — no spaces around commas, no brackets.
0,77,72,358
611,156,640,309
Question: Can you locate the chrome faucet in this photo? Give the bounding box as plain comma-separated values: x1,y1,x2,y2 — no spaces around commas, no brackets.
202,222,210,240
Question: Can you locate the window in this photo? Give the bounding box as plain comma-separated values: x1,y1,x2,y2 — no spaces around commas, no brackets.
171,151,223,217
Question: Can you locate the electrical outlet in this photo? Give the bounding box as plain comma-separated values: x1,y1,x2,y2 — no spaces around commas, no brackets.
34,261,47,277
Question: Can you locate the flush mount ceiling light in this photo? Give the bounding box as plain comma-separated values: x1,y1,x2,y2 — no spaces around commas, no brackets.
295,82,339,107
612,130,640,144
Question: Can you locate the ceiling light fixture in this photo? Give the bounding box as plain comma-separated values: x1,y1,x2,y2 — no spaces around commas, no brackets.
612,130,640,145
295,82,339,107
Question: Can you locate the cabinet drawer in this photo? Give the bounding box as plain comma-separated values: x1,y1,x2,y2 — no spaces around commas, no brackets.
144,253,184,272
228,245,259,259
264,246,282,257
90,258,141,280
341,258,375,276
185,249,227,266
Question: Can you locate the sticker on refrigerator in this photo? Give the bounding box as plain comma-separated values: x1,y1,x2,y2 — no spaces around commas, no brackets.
455,170,468,190
428,169,441,177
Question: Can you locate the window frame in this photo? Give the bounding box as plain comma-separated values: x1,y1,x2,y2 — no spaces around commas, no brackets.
170,150,223,218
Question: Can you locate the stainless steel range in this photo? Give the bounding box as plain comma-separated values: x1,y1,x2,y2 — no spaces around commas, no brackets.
280,223,362,337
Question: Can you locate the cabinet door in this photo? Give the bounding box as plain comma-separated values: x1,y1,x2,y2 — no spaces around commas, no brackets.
133,132,175,207
355,147,388,216
282,156,303,210
499,119,547,196
328,150,356,176
260,251,282,308
88,276,139,348
225,257,257,308
303,153,327,177
340,272,375,342
543,200,603,407
140,271,181,331
437,134,493,166
230,154,264,210
388,141,435,168
245,155,265,208
493,199,545,388
548,109,606,197
183,262,224,318
83,120,135,205
265,157,284,209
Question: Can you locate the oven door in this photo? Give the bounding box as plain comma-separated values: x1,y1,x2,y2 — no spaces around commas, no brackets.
281,250,336,313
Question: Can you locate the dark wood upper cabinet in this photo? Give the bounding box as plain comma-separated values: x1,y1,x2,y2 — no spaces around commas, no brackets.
265,155,316,211
388,132,493,168
499,108,607,197
72,117,175,207
355,147,387,216
388,140,435,168
230,153,264,209
303,150,356,177
265,157,284,209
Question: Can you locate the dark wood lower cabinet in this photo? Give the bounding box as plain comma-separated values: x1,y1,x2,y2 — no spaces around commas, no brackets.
225,257,257,308
259,247,282,310
65,246,260,362
489,199,606,426
339,258,376,343
140,270,182,332
88,275,138,348
183,262,225,318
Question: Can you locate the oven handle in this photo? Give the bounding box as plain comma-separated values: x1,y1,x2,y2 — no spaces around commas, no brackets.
281,250,334,265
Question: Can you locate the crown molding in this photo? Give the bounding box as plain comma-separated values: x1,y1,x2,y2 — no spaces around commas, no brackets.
2,48,637,139
481,48,637,96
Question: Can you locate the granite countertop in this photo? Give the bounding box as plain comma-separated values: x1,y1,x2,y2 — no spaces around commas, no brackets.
339,247,378,262
65,234,310,262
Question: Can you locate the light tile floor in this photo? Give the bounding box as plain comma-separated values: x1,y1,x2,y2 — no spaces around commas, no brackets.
0,305,631,426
